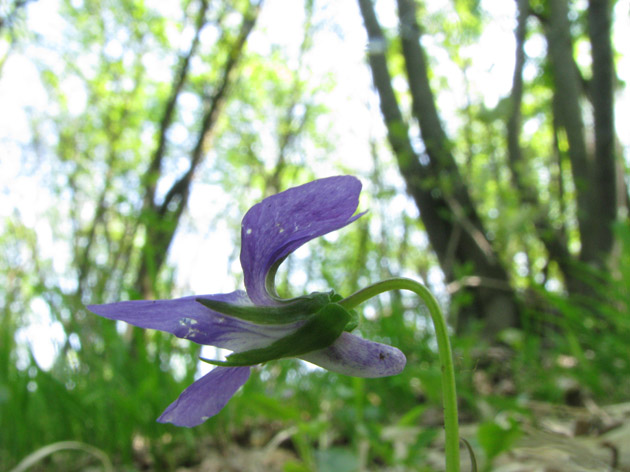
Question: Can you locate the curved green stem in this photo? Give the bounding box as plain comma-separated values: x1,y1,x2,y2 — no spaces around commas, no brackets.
340,277,461,472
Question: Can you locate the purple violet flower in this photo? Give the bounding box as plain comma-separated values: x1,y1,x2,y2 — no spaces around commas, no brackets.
88,176,406,427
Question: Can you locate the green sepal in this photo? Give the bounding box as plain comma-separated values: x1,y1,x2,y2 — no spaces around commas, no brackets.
329,292,359,332
344,308,359,332
199,303,351,367
196,291,335,325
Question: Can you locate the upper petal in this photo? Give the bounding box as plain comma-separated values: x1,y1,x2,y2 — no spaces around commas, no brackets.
157,366,250,427
240,176,364,305
300,331,406,378
87,291,303,352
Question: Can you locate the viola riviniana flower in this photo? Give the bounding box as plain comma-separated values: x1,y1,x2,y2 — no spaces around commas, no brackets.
88,176,406,427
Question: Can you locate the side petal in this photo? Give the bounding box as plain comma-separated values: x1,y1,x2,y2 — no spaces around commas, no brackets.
300,332,406,378
87,291,303,352
157,366,250,427
241,175,365,305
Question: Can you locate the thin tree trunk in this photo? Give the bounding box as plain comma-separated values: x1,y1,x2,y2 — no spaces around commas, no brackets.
587,0,617,263
506,0,581,291
135,1,262,298
546,0,598,266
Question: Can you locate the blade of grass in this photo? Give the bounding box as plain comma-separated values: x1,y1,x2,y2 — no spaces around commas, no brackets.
9,441,114,472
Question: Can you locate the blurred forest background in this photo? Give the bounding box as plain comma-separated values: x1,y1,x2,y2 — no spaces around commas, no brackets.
1,0,629,470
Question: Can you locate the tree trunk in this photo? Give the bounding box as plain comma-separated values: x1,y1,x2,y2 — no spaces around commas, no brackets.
358,0,521,336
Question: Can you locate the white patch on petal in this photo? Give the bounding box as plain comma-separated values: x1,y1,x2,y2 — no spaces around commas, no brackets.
246,228,252,235
179,318,202,338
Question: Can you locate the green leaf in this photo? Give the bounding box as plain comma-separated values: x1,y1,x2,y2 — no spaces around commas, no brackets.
200,303,351,366
282,461,312,472
477,418,521,463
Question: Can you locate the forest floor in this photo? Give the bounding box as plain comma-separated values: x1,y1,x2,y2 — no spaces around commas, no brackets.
14,399,629,471
164,400,630,472
484,400,630,472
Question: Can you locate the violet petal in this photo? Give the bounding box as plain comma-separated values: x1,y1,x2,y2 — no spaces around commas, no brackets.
87,291,303,352
300,332,406,378
240,176,364,304
157,366,251,427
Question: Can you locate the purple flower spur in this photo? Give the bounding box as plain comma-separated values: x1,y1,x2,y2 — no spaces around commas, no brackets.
88,176,406,427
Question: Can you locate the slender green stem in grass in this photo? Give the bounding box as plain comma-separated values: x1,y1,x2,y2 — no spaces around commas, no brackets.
340,277,461,472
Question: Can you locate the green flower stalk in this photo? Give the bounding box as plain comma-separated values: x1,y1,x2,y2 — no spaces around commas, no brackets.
340,278,461,472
